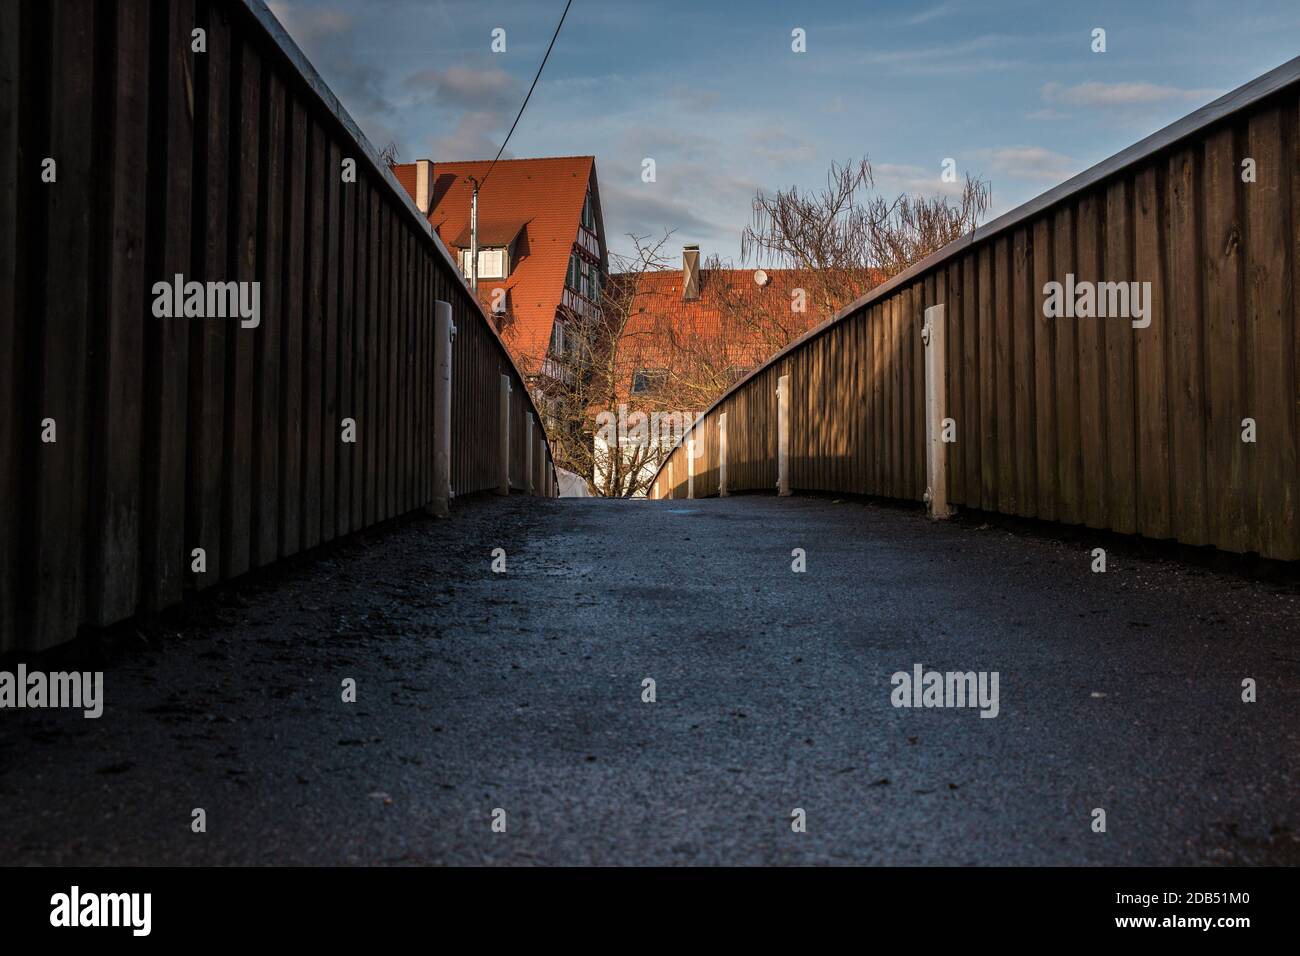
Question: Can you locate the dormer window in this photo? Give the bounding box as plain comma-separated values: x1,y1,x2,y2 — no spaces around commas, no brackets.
459,247,506,280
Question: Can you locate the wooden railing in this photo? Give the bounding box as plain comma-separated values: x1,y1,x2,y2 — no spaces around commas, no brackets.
0,0,556,654
651,56,1300,563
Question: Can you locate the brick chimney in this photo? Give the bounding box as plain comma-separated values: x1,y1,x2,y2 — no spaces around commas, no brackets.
682,244,700,301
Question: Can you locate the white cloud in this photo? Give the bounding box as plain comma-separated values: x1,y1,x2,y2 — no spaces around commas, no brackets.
427,111,508,162
405,65,517,112
974,146,1078,182
904,2,959,26
1041,80,1220,108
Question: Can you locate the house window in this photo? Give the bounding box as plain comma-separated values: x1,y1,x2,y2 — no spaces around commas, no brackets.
459,247,506,280
581,193,595,232
631,369,667,395
551,321,566,356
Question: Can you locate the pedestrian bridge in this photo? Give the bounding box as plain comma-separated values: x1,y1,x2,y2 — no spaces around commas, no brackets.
1,0,1299,870
2,0,1298,661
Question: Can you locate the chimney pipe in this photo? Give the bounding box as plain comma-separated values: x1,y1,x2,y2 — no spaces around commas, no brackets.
415,159,432,214
682,245,700,301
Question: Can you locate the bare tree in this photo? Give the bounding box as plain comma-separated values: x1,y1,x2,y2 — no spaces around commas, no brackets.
741,157,991,317
541,231,690,498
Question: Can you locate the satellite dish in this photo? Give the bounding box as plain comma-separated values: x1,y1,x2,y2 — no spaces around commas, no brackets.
753,269,769,286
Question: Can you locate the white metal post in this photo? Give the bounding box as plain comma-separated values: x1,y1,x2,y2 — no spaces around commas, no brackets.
667,460,674,499
777,373,791,496
497,374,511,495
923,304,954,518
536,433,544,496
719,411,728,497
687,438,696,499
469,179,479,291
431,300,457,517
526,414,535,494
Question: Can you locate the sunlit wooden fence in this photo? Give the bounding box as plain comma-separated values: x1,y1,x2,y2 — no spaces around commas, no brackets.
652,56,1300,563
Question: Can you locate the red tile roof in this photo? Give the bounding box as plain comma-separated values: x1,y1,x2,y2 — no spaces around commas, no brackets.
391,162,418,203
609,265,887,406
392,156,597,374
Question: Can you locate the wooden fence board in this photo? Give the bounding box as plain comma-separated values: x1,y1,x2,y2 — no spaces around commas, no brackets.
89,0,149,624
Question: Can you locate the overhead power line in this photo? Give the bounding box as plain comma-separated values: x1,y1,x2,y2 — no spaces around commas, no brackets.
478,0,574,192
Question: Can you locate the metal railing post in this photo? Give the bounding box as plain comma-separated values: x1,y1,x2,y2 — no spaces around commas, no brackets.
777,373,791,496
687,438,695,499
719,411,728,497
923,304,954,519
525,414,535,495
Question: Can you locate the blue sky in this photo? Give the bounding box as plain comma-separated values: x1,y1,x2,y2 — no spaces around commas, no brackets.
268,0,1300,263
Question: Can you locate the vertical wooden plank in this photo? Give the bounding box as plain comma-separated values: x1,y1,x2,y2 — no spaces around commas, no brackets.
337,145,355,535
1075,192,1108,530
1032,218,1057,522
279,95,306,555
1052,204,1082,525
1245,107,1297,558
1165,147,1209,545
889,296,901,497
1133,165,1171,539
301,117,324,548
1292,93,1300,560
872,303,884,495
0,0,20,648
851,309,864,493
354,184,370,523
925,274,935,504
946,260,967,505
994,236,1015,513
141,0,193,611
31,0,95,647
1011,226,1037,517
911,283,925,500
977,243,996,510
365,189,380,523
900,288,914,499
416,253,427,505
393,227,406,509
402,230,414,509
222,36,258,578
377,202,392,518
962,254,981,508
88,0,148,624
1104,179,1137,534
322,137,339,541
188,0,229,587
253,71,284,568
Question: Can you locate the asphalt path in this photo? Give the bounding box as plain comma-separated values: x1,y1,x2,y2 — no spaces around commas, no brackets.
1,494,1296,864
